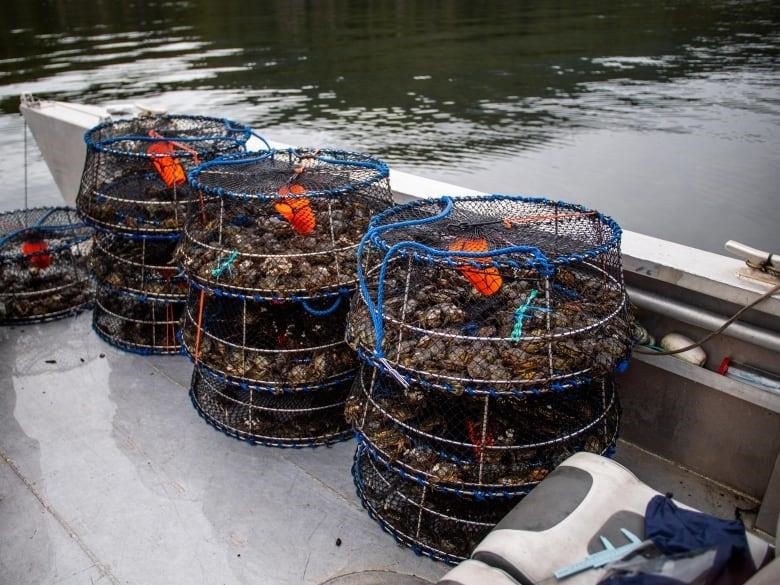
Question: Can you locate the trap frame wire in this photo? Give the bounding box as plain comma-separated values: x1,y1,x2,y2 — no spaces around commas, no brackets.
77,114,259,236
180,148,393,299
348,194,634,395
0,206,94,325
347,365,620,499
190,364,353,448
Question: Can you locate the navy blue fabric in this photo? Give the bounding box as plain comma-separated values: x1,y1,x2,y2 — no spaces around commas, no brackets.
644,495,748,557
598,495,755,585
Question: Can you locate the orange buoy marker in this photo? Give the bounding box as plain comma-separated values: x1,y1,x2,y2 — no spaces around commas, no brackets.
147,140,186,188
275,184,316,234
448,238,502,296
21,238,52,270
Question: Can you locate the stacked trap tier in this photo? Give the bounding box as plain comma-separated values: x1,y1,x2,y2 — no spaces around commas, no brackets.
352,442,518,564
90,233,186,353
179,148,392,446
0,207,93,324
181,286,357,390
93,281,184,354
348,365,619,499
347,194,632,563
190,365,353,447
180,148,392,298
348,195,633,394
77,114,253,236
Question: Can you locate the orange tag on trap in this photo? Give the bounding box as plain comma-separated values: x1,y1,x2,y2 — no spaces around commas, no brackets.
275,184,316,234
147,141,186,188
448,238,502,296
21,239,52,270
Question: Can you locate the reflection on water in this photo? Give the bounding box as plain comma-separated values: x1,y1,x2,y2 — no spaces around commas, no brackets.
0,0,778,253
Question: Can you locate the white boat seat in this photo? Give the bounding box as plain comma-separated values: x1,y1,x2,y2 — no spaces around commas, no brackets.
436,559,521,585
437,452,773,585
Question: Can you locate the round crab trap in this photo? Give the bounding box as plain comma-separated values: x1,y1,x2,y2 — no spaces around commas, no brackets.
180,148,392,298
77,114,257,236
352,442,519,564
348,195,633,395
180,283,357,391
93,283,184,354
347,365,619,499
0,207,93,325
190,365,352,447
91,232,187,299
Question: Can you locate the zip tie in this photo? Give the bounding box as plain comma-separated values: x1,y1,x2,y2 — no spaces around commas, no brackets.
211,249,238,279
511,290,550,341
378,357,410,388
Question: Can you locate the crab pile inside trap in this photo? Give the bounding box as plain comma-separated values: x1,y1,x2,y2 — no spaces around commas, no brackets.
0,207,93,325
345,195,633,563
77,114,252,354
179,148,392,447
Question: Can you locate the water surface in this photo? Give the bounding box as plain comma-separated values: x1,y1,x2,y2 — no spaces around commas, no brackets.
1,0,778,253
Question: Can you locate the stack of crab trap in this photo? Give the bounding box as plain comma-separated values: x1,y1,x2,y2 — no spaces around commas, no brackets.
345,195,633,563
0,206,93,325
179,148,393,447
76,114,252,354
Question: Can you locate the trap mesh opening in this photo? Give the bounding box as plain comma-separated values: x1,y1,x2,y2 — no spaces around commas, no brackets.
91,232,187,299
347,365,619,497
78,115,253,236
190,365,352,447
349,195,632,394
352,442,519,565
180,284,357,390
180,149,392,297
93,284,184,354
1,207,94,324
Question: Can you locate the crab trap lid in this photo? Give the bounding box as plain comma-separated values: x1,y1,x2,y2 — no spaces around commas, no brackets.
0,206,93,324
77,114,258,235
180,148,392,298
349,195,633,395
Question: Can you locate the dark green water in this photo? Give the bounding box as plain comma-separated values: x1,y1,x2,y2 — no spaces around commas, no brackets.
1,0,778,253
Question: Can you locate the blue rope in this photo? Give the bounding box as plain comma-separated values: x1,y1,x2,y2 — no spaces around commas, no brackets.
0,207,88,248
510,289,551,341
301,292,346,316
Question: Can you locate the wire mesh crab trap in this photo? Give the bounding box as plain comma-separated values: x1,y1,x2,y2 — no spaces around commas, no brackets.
93,283,184,354
91,232,187,299
352,441,519,564
77,115,255,236
1,207,93,325
180,283,357,391
190,364,353,447
348,195,633,395
347,364,619,499
180,148,392,298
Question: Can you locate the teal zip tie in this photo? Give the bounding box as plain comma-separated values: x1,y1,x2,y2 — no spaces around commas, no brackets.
511,289,550,341
211,249,238,279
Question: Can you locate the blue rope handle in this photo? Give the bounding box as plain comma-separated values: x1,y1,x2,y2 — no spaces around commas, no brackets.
301,290,349,317
356,195,555,358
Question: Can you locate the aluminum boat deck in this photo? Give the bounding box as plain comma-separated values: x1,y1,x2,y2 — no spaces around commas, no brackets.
1,311,763,585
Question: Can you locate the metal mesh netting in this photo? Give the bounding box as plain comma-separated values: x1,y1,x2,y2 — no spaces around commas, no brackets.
348,365,619,498
190,365,352,447
0,207,93,324
93,283,184,354
352,442,519,564
180,148,392,298
348,195,633,395
91,232,187,299
181,284,356,390
77,115,253,235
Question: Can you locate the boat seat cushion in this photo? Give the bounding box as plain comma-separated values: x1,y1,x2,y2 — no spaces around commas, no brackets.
437,452,772,585
436,559,520,585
